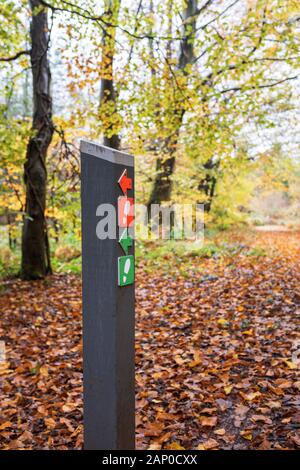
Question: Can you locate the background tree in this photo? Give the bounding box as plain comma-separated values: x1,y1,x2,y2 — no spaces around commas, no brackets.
21,0,54,279
148,0,200,207
99,0,121,149
126,0,300,211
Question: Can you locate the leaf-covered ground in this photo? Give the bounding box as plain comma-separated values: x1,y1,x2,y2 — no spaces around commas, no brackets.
0,230,299,450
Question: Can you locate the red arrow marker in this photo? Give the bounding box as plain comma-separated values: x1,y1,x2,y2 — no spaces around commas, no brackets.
118,169,132,195
118,197,134,227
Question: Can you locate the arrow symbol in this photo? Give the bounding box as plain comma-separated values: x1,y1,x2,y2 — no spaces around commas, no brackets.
118,169,132,195
118,196,134,227
119,228,133,255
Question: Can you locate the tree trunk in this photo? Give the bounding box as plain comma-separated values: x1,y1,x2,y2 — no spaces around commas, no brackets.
198,158,219,212
99,0,121,150
21,0,53,280
148,0,198,207
148,154,176,205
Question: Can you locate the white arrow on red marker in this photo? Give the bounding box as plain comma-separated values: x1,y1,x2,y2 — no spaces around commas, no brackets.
118,169,132,195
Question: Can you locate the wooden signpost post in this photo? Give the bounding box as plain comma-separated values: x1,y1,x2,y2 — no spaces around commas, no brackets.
80,140,135,450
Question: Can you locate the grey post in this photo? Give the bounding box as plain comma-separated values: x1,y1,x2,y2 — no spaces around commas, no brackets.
80,140,135,450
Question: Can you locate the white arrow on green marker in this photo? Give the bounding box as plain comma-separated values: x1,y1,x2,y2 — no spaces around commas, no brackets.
118,255,134,286
119,228,133,255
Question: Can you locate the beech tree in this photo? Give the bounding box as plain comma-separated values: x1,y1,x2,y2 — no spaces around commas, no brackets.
99,0,121,149
148,0,200,207
21,0,54,279
126,0,300,208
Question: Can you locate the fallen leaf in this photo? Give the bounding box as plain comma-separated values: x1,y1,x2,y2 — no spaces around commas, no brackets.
44,418,56,429
148,443,161,450
284,360,297,370
251,415,272,425
188,351,201,368
214,428,226,436
0,421,12,431
200,438,219,450
200,416,217,427
240,430,253,441
224,385,233,395
242,391,261,402
39,365,49,377
167,442,185,450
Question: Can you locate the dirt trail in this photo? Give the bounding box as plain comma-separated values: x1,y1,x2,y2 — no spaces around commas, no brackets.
254,225,291,232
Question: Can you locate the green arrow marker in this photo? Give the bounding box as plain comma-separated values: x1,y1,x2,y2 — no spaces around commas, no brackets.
119,228,133,255
118,255,134,286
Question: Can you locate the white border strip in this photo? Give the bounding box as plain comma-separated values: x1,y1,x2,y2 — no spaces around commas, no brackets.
80,139,134,167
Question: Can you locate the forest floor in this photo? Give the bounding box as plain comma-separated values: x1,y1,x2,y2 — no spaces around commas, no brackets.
0,229,299,450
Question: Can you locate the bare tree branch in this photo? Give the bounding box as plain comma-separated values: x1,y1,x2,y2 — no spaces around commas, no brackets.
219,74,299,95
198,0,241,31
0,50,30,62
196,0,214,16
38,0,185,41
